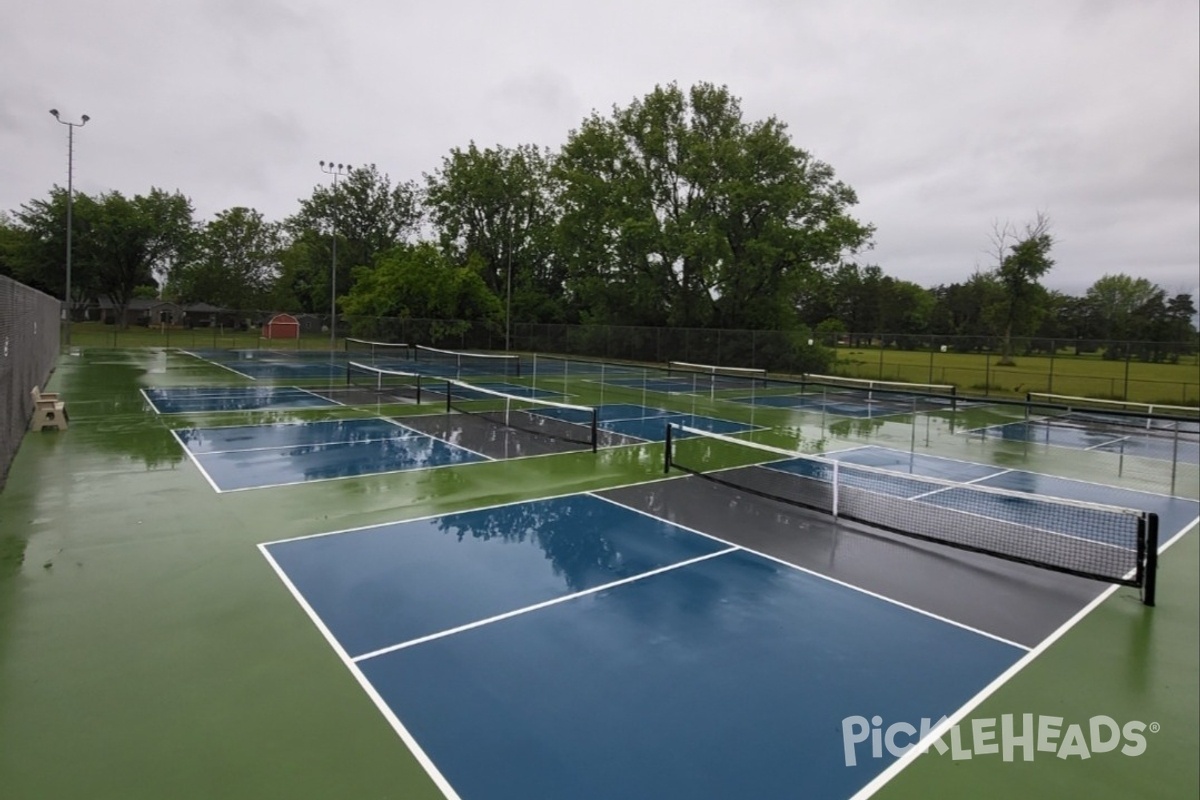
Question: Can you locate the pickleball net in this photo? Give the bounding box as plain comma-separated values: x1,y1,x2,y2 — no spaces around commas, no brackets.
802,373,958,411
667,361,769,387
441,377,598,452
1026,392,1200,438
414,345,521,377
664,424,1158,604
346,361,423,403
345,338,412,365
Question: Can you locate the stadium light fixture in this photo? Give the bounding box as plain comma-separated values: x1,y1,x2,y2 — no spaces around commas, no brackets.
50,108,90,346
318,161,353,350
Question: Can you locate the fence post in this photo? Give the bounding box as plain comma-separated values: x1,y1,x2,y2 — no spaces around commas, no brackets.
1047,338,1055,394
1123,345,1132,401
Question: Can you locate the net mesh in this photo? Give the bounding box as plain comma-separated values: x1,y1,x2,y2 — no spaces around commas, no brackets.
345,338,412,366
1,276,63,492
414,345,521,377
802,373,958,411
668,361,767,379
665,424,1156,598
1027,392,1200,438
345,361,422,403
441,376,597,451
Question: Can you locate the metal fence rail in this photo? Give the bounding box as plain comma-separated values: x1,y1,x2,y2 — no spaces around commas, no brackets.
60,312,1200,405
1,276,62,491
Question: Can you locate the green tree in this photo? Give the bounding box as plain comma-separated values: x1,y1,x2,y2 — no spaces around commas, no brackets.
84,189,195,326
0,212,22,279
1083,273,1161,350
554,82,873,331
7,187,94,305
340,242,502,334
169,207,281,311
425,143,563,327
878,278,934,344
985,213,1054,364
283,164,421,311
929,272,1003,347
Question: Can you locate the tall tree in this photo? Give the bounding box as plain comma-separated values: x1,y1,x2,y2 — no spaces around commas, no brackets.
84,189,195,325
339,242,501,328
424,143,564,324
1083,273,1161,344
168,207,281,310
283,164,421,310
877,277,934,340
986,213,1054,364
0,212,23,279
6,187,94,304
554,82,873,330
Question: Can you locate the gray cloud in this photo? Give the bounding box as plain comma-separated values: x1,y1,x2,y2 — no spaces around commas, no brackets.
4,0,1196,296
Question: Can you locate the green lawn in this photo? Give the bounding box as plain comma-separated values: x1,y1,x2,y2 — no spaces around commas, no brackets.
833,347,1199,406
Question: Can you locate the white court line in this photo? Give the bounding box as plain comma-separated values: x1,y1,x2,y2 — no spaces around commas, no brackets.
294,385,348,406
352,547,739,663
1086,435,1131,451
907,469,1011,500
138,387,165,415
259,475,695,548
178,349,257,380
198,450,488,493
191,431,426,456
852,514,1200,800
589,494,1030,653
862,444,1198,503
167,428,226,494
257,544,464,800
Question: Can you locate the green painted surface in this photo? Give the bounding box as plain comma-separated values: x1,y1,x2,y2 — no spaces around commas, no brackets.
875,528,1199,800
0,348,1196,799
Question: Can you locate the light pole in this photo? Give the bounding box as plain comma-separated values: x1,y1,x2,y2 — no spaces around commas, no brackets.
50,109,89,346
318,160,352,350
505,221,513,352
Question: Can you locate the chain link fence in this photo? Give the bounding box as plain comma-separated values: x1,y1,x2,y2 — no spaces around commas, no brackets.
1,276,62,491
61,312,1199,405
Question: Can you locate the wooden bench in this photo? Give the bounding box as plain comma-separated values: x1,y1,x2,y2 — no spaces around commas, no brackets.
30,386,68,432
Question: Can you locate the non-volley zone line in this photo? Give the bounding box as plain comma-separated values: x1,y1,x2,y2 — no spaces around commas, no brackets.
141,386,339,414
171,417,487,491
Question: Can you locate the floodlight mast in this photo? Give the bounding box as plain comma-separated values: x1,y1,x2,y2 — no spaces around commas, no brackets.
318,160,353,350
50,109,90,346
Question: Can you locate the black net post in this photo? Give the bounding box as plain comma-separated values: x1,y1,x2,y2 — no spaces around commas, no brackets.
445,381,452,414
590,408,598,453
1142,513,1159,607
663,423,673,473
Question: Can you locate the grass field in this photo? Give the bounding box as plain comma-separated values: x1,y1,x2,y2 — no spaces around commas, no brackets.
833,346,1198,406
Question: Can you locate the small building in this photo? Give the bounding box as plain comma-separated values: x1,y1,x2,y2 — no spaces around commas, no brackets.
262,313,301,339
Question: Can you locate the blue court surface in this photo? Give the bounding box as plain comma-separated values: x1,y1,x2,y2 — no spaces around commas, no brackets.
143,386,338,414
182,349,349,380
261,493,1023,800
173,418,485,491
534,403,756,441
970,419,1200,465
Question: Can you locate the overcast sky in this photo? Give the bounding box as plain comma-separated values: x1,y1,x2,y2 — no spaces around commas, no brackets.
3,0,1197,297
